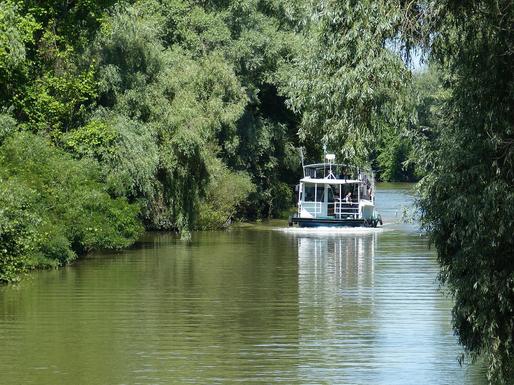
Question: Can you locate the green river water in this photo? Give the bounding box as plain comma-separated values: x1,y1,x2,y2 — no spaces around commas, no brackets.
0,184,487,384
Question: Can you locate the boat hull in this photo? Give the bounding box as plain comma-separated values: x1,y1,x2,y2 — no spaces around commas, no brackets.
289,217,378,228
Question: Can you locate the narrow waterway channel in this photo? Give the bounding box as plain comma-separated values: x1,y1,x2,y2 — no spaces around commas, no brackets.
0,184,487,384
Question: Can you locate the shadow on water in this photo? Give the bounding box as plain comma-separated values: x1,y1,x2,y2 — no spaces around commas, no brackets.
0,184,487,384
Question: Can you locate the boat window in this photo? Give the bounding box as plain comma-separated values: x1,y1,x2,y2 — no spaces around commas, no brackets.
304,185,324,202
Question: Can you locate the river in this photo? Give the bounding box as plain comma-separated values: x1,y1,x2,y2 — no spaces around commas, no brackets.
0,183,487,384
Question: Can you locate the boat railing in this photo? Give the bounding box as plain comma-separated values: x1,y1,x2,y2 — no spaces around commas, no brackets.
301,201,323,217
332,201,359,219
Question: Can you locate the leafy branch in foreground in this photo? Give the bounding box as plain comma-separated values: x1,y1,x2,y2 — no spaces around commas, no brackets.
414,2,514,383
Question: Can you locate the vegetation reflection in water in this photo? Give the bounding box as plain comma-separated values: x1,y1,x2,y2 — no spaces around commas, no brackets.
0,186,487,384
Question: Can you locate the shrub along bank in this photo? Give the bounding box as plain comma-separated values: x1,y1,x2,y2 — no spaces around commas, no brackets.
0,129,142,283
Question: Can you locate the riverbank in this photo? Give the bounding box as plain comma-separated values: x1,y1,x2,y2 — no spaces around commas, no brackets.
1,182,417,285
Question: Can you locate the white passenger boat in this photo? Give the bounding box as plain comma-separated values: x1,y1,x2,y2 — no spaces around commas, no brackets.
289,153,382,228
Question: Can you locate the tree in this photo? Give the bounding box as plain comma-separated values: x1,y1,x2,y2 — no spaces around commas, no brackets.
91,1,250,232
0,1,39,105
414,1,514,382
158,0,302,220
284,0,412,163
285,1,513,381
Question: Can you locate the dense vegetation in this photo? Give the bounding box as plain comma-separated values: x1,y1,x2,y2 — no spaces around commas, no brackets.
415,3,514,383
0,129,142,282
0,0,304,280
0,1,512,382
284,1,513,383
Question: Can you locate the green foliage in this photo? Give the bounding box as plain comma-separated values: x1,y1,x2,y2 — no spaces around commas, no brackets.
231,114,299,218
64,118,117,159
94,2,166,104
0,131,142,283
91,1,253,231
413,1,514,383
285,0,411,163
196,157,254,229
64,113,160,206
0,180,38,283
0,112,16,143
0,1,40,103
1,1,110,132
160,0,231,55
206,0,302,218
17,0,115,48
0,1,38,67
18,66,97,134
375,124,417,182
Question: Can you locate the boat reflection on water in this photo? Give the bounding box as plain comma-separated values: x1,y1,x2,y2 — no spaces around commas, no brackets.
288,229,486,385
297,232,377,293
293,231,380,383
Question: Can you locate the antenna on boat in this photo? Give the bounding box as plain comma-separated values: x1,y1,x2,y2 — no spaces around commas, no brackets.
323,143,327,178
325,153,336,178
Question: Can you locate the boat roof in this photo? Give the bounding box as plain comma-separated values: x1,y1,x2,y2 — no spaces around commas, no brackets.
303,163,372,171
300,177,362,185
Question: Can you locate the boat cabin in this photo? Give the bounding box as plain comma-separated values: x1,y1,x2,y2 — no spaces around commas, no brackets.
293,155,378,226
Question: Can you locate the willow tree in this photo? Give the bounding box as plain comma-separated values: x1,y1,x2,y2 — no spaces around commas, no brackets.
89,1,250,233
285,0,413,162
287,1,513,382
415,2,514,383
179,0,304,218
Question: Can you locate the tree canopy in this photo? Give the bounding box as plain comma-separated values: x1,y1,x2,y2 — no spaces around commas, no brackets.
415,2,514,382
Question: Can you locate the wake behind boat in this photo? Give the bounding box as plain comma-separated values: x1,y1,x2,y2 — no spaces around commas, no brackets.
289,153,382,228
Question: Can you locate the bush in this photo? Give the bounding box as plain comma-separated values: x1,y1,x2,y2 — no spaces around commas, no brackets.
0,181,38,282
0,131,143,283
196,157,254,230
